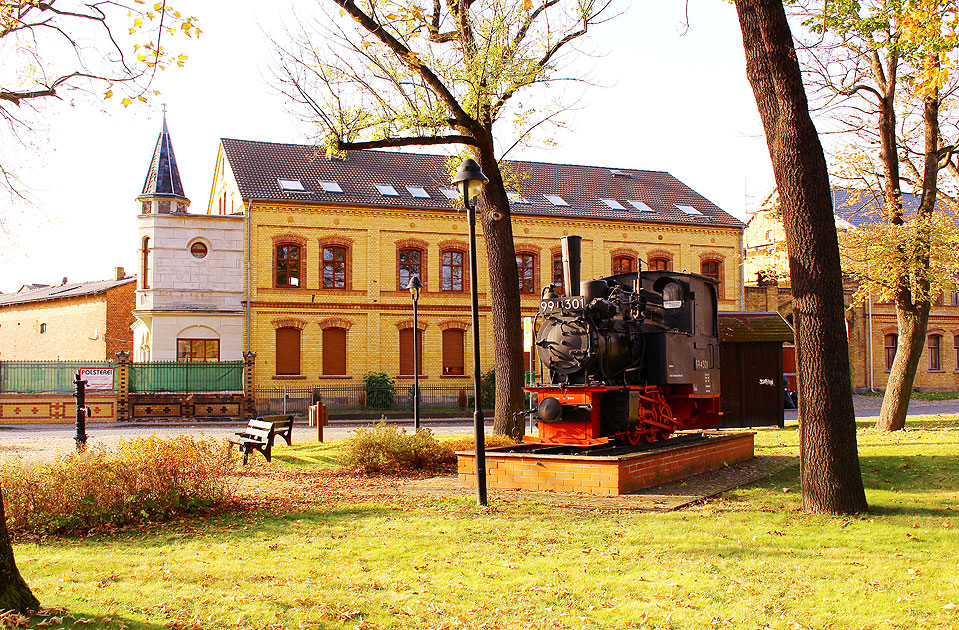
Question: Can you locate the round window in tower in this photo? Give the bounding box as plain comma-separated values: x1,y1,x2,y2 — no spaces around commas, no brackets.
190,242,208,259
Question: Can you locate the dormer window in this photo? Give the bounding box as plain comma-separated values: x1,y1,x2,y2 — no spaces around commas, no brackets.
320,181,343,193
676,204,703,215
278,179,306,192
375,184,399,196
544,195,569,206
627,200,653,212
601,199,626,210
406,186,430,198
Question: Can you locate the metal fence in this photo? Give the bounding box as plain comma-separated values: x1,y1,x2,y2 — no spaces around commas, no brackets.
129,361,243,393
0,361,117,393
254,384,480,416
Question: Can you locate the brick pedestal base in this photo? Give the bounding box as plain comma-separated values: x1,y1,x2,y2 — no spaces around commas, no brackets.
457,432,754,496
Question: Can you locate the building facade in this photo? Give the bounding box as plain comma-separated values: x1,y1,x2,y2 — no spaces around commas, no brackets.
205,140,745,389
0,272,136,360
131,117,245,362
743,188,959,391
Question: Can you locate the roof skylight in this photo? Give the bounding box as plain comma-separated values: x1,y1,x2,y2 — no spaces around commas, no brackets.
278,179,305,191
676,204,703,215
320,181,343,193
406,186,430,198
544,195,569,207
440,188,459,200
507,191,530,204
627,200,654,212
600,199,626,210
375,184,399,196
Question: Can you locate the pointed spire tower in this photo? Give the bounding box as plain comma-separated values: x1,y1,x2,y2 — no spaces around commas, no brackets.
138,109,190,214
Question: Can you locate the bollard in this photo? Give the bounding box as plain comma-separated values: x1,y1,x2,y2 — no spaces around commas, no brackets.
72,370,91,450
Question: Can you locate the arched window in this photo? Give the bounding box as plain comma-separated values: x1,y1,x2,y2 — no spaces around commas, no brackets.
929,334,942,371
648,256,672,271
323,245,349,289
884,333,898,370
398,247,425,290
322,327,347,375
440,248,466,292
516,252,537,294
442,328,465,375
141,237,151,289
276,327,301,375
399,327,424,376
612,255,635,275
551,253,564,296
700,257,724,299
275,243,301,287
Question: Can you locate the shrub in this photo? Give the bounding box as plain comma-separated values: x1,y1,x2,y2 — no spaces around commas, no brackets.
0,436,236,538
339,423,519,475
339,422,448,474
363,372,396,409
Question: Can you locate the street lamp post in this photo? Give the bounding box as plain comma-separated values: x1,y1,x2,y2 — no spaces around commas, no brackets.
452,158,489,506
405,274,424,430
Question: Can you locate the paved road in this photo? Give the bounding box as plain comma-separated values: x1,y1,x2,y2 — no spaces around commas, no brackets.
2,395,956,461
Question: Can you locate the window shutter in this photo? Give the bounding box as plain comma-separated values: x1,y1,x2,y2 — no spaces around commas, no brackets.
276,327,301,375
442,329,464,375
323,327,347,375
399,328,423,375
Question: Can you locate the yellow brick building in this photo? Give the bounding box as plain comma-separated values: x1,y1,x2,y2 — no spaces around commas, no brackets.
206,140,745,389
744,188,959,391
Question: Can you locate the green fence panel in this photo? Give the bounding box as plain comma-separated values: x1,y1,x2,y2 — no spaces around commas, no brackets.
129,361,243,393
0,361,116,394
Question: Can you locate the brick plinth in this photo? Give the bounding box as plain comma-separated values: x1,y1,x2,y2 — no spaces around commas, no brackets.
457,432,754,496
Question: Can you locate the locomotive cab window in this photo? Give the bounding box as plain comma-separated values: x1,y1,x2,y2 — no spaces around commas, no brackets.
660,281,684,309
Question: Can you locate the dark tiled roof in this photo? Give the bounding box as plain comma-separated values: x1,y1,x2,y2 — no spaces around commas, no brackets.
221,139,744,229
718,312,794,343
831,187,941,228
0,277,136,307
140,114,187,200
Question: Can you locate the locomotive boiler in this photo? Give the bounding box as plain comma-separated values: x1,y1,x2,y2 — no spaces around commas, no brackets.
524,236,722,445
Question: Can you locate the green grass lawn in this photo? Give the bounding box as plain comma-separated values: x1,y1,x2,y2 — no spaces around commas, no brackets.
11,417,959,630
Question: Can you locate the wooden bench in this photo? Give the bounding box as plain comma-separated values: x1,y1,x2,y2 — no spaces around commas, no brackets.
231,415,294,465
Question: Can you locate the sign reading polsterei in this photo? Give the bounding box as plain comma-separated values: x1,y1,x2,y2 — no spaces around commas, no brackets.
79,367,115,391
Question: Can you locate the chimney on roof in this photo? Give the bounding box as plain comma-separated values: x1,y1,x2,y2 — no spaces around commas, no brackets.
115,267,125,280
61,277,68,285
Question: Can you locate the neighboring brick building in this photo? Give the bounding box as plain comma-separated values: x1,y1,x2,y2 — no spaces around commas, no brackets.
744,188,959,391
0,271,136,360
206,140,746,389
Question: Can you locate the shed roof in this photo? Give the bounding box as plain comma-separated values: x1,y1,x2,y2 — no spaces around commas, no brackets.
718,312,794,343
0,277,135,308
220,139,745,229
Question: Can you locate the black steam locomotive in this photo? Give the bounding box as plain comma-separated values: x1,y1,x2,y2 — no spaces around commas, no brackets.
524,236,722,445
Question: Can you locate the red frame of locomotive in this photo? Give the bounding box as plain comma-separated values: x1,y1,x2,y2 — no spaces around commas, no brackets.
523,384,722,446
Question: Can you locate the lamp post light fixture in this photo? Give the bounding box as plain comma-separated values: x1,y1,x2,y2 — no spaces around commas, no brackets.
405,274,425,430
452,158,490,506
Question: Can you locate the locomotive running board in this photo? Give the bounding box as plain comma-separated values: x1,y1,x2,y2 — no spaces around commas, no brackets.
521,435,611,446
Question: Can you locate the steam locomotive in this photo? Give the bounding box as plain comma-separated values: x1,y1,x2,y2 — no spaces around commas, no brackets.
523,236,722,445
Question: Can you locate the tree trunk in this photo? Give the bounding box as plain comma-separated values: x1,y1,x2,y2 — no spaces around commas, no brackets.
877,90,940,432
877,301,930,431
471,136,525,439
0,487,39,613
735,0,868,514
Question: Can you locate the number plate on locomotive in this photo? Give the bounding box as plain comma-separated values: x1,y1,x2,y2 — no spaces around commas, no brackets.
540,297,585,313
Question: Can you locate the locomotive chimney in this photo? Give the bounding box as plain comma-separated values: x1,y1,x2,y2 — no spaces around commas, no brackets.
560,235,582,297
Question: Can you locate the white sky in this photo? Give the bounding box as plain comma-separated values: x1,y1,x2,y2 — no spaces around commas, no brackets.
0,0,774,293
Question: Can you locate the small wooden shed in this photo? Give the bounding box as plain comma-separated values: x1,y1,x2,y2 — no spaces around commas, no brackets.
718,312,795,428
